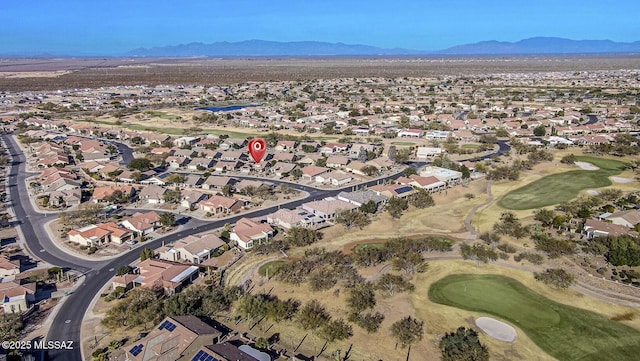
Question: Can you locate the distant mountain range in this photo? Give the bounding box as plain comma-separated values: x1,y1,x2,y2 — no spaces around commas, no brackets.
127,40,419,57
127,37,640,57
440,37,640,55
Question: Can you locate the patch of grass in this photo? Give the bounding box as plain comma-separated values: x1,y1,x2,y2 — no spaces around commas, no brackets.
354,242,385,252
498,156,626,210
258,260,285,277
461,143,481,149
390,141,416,146
146,111,181,120
429,274,640,361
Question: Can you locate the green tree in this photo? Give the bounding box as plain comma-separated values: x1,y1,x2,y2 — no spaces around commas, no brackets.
359,200,378,214
159,212,176,227
319,319,353,343
297,300,331,331
375,274,415,296
460,243,498,265
387,197,408,218
284,227,319,247
534,268,575,289
346,282,376,313
560,154,577,164
390,316,424,348
335,209,371,230
128,158,152,171
410,188,435,208
163,187,181,203
534,208,556,227
403,167,417,177
439,327,489,361
115,266,132,276
349,312,384,333
533,124,546,136
392,251,428,275
140,248,154,261
236,294,268,323
0,313,23,341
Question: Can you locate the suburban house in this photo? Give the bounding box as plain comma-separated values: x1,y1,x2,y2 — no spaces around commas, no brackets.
121,211,161,236
230,218,274,250
337,190,388,207
194,342,271,361
606,210,640,228
0,281,35,313
326,155,350,169
92,185,136,203
67,222,134,246
369,184,416,199
301,198,358,220
266,208,325,230
138,185,168,204
124,315,224,361
199,195,242,215
0,255,21,279
583,219,636,239
158,234,226,264
301,165,330,181
48,188,82,208
397,175,447,192
316,171,353,186
112,259,199,295
180,189,209,209
416,146,445,159
202,175,234,191
419,166,463,185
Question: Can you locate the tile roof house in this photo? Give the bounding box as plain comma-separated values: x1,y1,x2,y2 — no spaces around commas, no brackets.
606,210,640,228
0,255,21,279
158,233,226,264
113,259,199,295
199,195,242,215
91,185,136,203
202,175,234,191
583,219,637,239
0,281,35,313
369,184,416,199
230,218,274,250
300,165,330,181
301,198,358,220
121,211,161,235
138,185,168,204
124,316,223,361
337,190,388,207
67,222,134,246
266,208,326,230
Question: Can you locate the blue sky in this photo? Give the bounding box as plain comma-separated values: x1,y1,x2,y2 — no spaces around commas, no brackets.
2,0,639,55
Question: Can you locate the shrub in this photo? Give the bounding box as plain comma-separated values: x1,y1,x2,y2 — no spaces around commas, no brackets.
88,246,98,254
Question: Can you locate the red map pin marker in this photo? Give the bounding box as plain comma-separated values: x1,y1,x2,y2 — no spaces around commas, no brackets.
248,138,267,163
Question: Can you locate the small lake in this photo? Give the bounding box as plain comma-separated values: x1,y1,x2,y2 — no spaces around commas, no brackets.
195,104,261,112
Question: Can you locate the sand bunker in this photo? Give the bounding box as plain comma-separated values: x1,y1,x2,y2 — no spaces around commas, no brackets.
586,189,600,195
574,161,599,170
611,176,637,184
475,317,517,343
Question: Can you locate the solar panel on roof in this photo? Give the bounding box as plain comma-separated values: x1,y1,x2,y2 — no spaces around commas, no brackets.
166,322,176,331
130,344,144,356
191,350,206,361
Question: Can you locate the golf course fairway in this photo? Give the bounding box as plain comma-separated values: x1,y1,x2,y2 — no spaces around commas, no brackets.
428,274,640,361
498,156,627,210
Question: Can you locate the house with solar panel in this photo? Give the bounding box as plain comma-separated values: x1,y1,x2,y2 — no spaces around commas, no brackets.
192,342,272,361
126,315,223,361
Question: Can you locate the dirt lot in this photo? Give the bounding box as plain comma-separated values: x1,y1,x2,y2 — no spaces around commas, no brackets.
2,56,640,91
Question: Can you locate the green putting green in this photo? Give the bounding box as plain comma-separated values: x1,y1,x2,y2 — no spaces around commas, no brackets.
258,260,285,277
498,156,627,210
429,274,640,361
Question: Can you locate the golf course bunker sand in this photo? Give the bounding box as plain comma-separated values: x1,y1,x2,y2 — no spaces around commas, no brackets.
611,176,637,184
475,317,517,343
575,161,599,170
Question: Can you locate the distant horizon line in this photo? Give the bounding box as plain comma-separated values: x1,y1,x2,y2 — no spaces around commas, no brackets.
3,36,640,58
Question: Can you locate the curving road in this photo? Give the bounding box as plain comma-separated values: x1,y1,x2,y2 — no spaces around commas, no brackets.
2,132,510,361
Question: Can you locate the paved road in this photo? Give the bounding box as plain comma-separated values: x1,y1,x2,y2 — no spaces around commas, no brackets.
1,132,510,361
